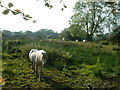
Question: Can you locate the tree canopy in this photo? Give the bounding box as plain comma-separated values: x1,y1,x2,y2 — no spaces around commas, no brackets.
69,1,119,41
108,26,120,45
2,29,59,40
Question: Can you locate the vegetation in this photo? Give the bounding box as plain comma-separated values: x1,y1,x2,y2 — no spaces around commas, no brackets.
69,1,119,41
108,26,120,47
2,29,59,40
1,1,120,89
2,39,120,89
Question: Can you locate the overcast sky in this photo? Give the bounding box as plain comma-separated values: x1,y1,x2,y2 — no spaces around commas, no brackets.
0,0,77,33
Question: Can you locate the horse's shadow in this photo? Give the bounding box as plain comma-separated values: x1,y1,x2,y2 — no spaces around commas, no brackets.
41,75,72,89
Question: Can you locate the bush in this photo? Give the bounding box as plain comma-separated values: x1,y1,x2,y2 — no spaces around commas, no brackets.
98,40,109,45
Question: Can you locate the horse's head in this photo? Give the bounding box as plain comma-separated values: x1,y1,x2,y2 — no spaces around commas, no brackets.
40,50,48,67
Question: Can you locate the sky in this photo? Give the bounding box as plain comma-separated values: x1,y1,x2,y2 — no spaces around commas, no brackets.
0,0,77,33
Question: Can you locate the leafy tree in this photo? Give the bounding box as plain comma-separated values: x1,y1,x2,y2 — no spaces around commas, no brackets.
60,25,87,41
34,29,54,39
60,28,72,40
68,24,86,41
2,30,12,40
12,31,25,39
2,30,12,36
24,30,33,37
108,26,120,46
2,29,59,40
93,33,110,42
47,32,59,39
112,26,120,34
32,29,59,39
24,30,35,39
69,1,118,41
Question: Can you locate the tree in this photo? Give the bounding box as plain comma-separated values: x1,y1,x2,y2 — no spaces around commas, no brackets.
2,30,12,39
2,30,12,36
93,33,110,42
12,31,26,39
69,1,118,41
2,29,59,40
24,30,36,40
60,25,87,41
108,26,120,46
60,28,72,40
68,24,86,41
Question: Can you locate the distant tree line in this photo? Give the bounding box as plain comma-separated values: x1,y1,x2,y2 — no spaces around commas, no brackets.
2,29,60,40
2,25,120,46
60,25,120,45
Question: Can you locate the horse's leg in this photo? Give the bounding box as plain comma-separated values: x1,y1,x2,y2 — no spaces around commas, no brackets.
39,66,43,81
32,62,34,70
40,66,43,73
35,64,38,75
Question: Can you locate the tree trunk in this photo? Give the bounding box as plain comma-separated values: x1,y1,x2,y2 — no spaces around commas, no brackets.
86,34,93,41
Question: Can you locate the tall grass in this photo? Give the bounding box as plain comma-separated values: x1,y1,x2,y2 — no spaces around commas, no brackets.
18,40,119,76
3,40,120,77
2,40,120,89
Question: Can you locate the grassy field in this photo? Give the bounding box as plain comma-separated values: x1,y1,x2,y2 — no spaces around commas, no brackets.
2,40,120,89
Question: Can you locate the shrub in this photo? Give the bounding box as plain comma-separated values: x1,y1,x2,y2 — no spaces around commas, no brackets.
98,40,109,45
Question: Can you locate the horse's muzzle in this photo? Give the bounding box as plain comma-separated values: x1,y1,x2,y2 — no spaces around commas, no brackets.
42,63,46,67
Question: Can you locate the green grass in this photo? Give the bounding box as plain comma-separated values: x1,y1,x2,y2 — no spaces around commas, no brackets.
2,40,120,89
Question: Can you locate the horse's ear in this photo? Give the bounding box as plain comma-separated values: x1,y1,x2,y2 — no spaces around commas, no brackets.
30,49,34,53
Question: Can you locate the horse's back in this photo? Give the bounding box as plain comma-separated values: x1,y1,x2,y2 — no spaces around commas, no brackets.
29,49,47,65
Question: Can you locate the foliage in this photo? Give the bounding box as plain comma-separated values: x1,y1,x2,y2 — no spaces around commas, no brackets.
2,29,59,40
105,1,120,16
0,1,36,23
60,25,87,41
69,1,118,41
68,24,86,41
59,28,73,41
93,33,110,42
98,40,109,45
108,26,120,45
43,0,67,10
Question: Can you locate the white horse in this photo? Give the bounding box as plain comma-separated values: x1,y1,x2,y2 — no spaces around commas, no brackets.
29,49,48,80
62,38,65,40
83,39,86,42
76,39,78,42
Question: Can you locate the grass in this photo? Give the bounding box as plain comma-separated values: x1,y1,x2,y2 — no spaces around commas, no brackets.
0,53,2,76
2,40,120,89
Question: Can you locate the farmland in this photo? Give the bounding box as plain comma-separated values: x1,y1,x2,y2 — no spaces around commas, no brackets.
2,39,120,89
